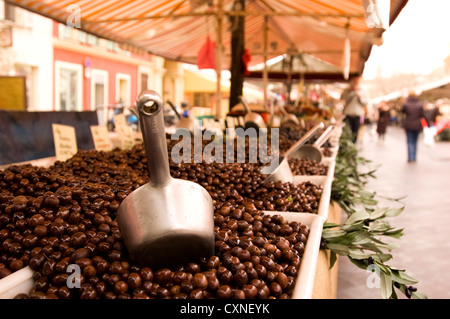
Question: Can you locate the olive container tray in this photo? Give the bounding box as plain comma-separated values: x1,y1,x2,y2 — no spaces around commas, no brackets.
0,212,323,299
290,155,335,222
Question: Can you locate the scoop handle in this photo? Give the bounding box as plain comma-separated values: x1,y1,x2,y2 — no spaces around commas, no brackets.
279,104,289,117
239,95,252,114
167,100,182,119
284,122,324,158
313,125,335,147
136,90,172,187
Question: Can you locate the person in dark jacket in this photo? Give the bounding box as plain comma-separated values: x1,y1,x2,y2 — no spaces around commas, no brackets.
423,102,440,128
376,101,391,141
402,93,425,162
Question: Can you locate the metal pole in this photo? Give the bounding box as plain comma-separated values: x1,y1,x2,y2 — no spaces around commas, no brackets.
215,0,223,119
263,15,269,111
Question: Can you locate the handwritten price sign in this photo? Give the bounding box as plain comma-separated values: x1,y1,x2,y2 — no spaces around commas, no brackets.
90,125,112,152
52,124,78,161
114,114,135,150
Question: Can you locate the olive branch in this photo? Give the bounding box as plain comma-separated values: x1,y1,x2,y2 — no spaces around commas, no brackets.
323,126,427,299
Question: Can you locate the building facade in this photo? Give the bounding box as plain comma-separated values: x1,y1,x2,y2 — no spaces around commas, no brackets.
0,1,184,118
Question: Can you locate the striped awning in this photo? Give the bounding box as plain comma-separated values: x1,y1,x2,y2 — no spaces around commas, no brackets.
5,0,408,75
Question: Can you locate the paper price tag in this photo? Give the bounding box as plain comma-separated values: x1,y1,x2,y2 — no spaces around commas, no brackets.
90,125,112,152
52,124,77,161
114,113,135,150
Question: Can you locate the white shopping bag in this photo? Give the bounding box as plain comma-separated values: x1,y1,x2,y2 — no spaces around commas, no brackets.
423,127,435,147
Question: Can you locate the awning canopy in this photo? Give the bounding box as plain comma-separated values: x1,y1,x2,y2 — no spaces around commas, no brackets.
247,52,352,83
5,0,408,77
371,76,450,104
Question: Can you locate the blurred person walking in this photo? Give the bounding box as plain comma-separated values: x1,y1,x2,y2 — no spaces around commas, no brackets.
341,75,369,143
376,101,391,141
424,101,441,129
402,93,425,162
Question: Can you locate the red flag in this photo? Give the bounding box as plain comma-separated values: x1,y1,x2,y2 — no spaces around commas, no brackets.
242,48,251,76
197,37,216,69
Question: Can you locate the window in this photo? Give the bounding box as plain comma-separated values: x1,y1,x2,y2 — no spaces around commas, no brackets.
90,69,108,111
58,24,72,39
4,2,15,22
87,34,98,46
140,73,149,92
78,31,87,43
55,61,83,111
115,73,131,106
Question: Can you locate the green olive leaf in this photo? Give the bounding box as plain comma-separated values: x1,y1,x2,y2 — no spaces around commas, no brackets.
345,211,370,225
329,251,338,269
373,253,393,263
348,249,373,260
326,243,350,256
383,228,404,238
411,291,428,299
370,207,390,219
380,272,393,299
321,229,347,238
398,271,420,284
323,222,341,229
391,272,418,285
384,207,404,217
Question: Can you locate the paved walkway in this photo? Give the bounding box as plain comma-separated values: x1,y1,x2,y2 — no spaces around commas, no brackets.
336,125,450,299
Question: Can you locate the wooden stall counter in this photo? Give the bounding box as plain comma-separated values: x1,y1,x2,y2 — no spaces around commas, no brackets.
312,201,343,299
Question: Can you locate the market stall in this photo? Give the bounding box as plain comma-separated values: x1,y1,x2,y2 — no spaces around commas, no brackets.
0,0,421,302
0,107,341,299
5,0,408,116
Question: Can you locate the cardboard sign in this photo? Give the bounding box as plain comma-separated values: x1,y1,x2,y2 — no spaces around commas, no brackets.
52,124,77,161
90,125,112,152
114,113,135,150
0,76,27,111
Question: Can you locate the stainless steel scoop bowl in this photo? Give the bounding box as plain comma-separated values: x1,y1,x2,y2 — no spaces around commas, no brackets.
263,122,324,184
279,104,300,126
167,100,196,135
290,125,336,163
117,90,215,268
239,95,267,130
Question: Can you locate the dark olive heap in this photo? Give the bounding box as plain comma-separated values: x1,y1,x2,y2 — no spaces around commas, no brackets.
322,148,333,158
0,139,318,299
288,158,328,176
0,162,309,299
279,124,334,154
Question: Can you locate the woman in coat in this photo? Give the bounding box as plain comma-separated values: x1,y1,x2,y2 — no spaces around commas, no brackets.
402,93,425,162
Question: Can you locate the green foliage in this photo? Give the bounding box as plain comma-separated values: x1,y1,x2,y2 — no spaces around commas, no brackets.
325,126,426,299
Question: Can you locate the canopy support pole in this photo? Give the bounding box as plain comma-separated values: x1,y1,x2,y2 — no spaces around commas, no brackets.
215,0,223,119
263,15,269,112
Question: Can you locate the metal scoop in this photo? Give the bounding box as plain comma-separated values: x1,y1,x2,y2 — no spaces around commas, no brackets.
279,104,300,126
117,90,215,268
239,95,267,130
290,125,336,163
263,122,324,184
268,100,281,128
167,100,196,135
